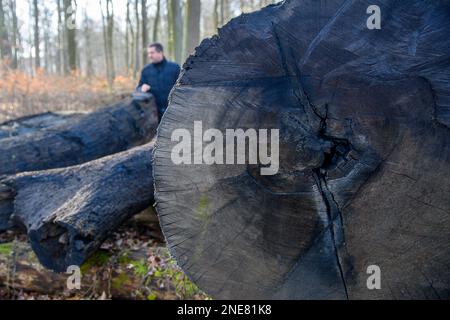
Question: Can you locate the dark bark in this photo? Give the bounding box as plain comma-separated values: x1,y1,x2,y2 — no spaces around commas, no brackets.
0,96,158,176
0,111,84,139
0,143,154,272
153,0,450,299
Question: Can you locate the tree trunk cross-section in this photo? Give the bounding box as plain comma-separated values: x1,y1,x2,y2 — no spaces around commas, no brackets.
154,0,450,299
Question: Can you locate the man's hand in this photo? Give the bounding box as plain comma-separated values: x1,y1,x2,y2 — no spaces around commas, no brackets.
141,84,151,93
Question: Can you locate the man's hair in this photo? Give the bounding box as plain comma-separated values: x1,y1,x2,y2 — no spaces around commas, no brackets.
148,43,164,53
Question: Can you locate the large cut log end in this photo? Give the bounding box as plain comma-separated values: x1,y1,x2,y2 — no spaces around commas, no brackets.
154,0,450,299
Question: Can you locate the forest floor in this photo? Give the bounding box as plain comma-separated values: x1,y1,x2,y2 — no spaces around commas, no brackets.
0,209,210,300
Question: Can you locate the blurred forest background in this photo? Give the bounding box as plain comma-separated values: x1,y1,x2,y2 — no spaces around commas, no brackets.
0,0,277,122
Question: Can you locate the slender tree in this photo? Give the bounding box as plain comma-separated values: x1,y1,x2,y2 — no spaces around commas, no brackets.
125,0,131,75
184,0,201,58
33,0,40,68
0,0,12,60
141,0,148,65
170,0,182,63
100,0,115,87
134,0,140,78
213,0,219,31
64,0,77,73
43,6,52,72
9,0,18,68
83,10,94,78
152,0,160,42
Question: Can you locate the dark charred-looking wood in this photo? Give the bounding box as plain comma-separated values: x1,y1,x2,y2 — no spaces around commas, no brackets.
0,143,154,272
0,96,158,176
154,0,450,299
0,111,85,140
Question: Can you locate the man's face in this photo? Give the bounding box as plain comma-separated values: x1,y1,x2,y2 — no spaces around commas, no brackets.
147,47,164,64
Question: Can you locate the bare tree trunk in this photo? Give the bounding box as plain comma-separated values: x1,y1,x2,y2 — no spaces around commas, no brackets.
83,10,93,78
133,0,140,78
32,0,40,69
169,0,182,63
43,7,51,72
219,0,224,26
213,0,219,31
127,0,135,78
0,0,12,61
152,0,160,42
8,0,18,69
141,0,148,65
64,0,76,73
125,0,131,76
166,0,174,59
56,0,64,75
184,0,200,58
100,0,115,88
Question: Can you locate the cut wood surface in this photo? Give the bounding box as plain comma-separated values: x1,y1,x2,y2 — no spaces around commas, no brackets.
154,0,450,299
0,143,154,272
0,96,158,176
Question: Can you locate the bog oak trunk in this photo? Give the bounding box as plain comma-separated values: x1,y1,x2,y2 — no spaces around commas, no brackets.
0,143,154,272
154,0,450,299
0,96,158,176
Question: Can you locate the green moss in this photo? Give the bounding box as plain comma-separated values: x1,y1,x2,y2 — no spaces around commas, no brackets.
0,243,13,256
147,292,158,300
118,251,132,265
118,252,148,277
80,251,111,273
131,259,148,277
196,195,211,227
111,273,129,290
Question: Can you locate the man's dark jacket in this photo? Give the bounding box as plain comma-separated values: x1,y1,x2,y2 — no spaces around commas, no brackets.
137,58,181,117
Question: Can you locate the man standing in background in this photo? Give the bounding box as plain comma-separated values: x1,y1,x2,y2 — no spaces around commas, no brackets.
137,43,181,121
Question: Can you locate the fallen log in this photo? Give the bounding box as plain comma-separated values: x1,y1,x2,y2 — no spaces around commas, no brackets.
154,0,450,299
0,95,158,176
0,143,154,272
0,111,86,140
